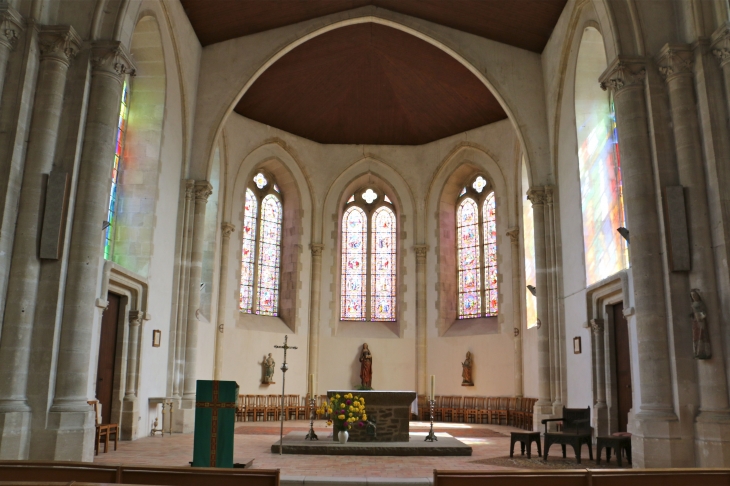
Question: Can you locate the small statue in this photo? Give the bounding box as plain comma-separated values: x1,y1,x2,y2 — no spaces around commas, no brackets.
359,343,372,388
263,353,276,384
690,289,712,359
461,351,474,386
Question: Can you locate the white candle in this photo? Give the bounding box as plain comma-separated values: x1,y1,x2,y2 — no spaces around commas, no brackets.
309,374,314,398
430,375,435,401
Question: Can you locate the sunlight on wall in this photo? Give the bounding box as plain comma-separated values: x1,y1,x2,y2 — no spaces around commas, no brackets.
522,159,537,329
574,27,628,285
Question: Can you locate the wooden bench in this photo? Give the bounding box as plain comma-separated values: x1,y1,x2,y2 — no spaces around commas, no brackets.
434,469,589,486
590,468,730,486
0,461,280,486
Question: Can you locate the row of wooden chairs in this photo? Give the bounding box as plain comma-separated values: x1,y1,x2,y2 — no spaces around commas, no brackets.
235,394,324,422
416,396,537,429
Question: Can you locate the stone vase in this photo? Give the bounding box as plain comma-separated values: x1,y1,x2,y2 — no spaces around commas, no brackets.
338,429,349,444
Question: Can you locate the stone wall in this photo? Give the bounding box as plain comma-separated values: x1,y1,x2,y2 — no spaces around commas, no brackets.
328,390,416,442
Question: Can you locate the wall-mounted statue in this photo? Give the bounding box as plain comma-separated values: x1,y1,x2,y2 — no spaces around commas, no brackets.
359,343,373,389
690,289,712,359
262,353,276,384
461,351,474,386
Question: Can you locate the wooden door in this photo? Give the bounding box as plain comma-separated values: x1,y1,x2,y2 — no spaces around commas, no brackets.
612,302,632,432
96,292,120,425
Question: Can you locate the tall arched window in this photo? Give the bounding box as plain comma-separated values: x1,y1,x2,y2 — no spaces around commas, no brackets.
341,188,397,322
240,171,283,316
104,79,130,260
457,175,498,319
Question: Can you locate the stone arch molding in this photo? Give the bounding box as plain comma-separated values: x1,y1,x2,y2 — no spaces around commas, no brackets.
190,5,551,187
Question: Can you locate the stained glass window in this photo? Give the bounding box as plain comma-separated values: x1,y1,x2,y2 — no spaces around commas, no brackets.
239,175,283,316
253,172,267,189
457,198,481,318
240,188,258,312
472,176,487,193
104,80,130,260
362,189,378,204
256,195,282,315
341,206,367,320
483,193,498,316
522,160,537,328
371,207,396,321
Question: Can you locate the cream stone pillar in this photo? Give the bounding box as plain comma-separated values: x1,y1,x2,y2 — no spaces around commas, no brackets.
0,25,80,459
507,229,523,397
600,59,679,467
545,186,563,410
121,310,142,440
48,41,135,461
591,319,609,437
0,5,23,113
414,245,428,395
307,243,324,394
658,44,730,466
181,181,213,406
527,187,553,429
712,24,730,123
214,223,235,381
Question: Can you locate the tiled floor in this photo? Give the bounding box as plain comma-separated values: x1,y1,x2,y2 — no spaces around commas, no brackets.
93,420,610,479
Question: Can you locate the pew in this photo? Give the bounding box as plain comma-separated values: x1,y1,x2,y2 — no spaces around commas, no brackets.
0,461,280,486
590,468,730,486
433,469,588,486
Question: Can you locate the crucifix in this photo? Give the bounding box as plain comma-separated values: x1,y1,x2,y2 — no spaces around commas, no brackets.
274,335,297,455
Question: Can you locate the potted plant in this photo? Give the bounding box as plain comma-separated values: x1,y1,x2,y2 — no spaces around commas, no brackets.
326,393,367,444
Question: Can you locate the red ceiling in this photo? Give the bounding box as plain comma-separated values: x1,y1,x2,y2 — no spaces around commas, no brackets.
234,23,508,146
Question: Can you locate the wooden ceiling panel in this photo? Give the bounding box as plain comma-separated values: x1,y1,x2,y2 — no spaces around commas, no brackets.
234,23,507,145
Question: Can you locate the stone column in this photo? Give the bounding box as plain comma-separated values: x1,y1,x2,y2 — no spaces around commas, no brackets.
307,243,324,395
214,223,235,381
507,229,523,397
591,319,608,437
414,245,428,395
658,44,730,466
48,41,134,461
712,24,730,126
0,25,80,459
600,58,679,467
172,180,194,399
545,186,563,409
0,5,23,114
181,181,212,404
527,187,553,428
121,310,142,440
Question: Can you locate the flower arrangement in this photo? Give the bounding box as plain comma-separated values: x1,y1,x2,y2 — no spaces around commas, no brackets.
325,393,367,431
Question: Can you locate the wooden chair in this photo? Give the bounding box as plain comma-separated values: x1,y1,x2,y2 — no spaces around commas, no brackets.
235,394,245,422
253,395,267,421
315,394,328,419
525,397,537,430
451,396,465,422
87,400,118,455
441,396,455,422
506,397,518,426
433,395,444,421
542,407,593,464
463,396,478,423
265,395,280,421
495,397,509,425
471,396,486,424
244,395,256,422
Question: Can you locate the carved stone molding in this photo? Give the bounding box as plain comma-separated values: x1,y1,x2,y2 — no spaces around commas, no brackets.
221,222,235,238
506,227,520,244
712,23,730,68
0,4,23,51
184,179,195,200
193,181,213,202
91,40,136,78
656,44,694,82
129,310,143,326
590,318,604,334
545,185,555,205
414,245,428,263
527,187,547,206
38,25,81,65
310,243,324,257
599,58,647,95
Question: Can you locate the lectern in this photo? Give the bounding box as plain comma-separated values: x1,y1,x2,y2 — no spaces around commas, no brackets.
192,380,239,467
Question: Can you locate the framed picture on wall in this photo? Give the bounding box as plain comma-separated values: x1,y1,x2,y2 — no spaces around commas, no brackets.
152,330,161,347
573,336,582,354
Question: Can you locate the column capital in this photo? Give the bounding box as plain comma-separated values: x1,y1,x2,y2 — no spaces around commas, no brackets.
193,180,213,202
506,227,520,244
590,318,604,334
184,179,195,200
656,44,694,82
310,243,324,257
599,57,646,95
711,22,730,68
0,4,24,52
413,245,428,262
221,222,235,237
129,310,143,326
527,187,547,206
38,25,81,65
91,40,136,78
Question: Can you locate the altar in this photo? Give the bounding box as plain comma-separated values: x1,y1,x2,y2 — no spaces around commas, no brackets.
327,390,416,442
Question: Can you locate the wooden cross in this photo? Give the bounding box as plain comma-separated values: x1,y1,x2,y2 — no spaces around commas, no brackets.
195,380,236,467
274,335,297,454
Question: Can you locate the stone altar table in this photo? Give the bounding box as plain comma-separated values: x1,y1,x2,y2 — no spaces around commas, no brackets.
327,390,416,442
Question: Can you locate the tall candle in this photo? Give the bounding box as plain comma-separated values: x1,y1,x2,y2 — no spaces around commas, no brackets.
309,374,314,398
430,375,435,401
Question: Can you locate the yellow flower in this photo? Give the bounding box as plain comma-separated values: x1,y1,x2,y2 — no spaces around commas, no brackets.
362,414,367,420
338,414,345,420
349,413,353,417
328,408,333,414
335,394,340,399
326,420,332,426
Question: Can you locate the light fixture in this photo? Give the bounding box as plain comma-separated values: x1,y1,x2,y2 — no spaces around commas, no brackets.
527,285,536,296
617,227,630,244
102,221,111,231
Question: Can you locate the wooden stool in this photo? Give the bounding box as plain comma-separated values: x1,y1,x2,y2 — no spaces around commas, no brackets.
596,435,632,467
510,431,541,459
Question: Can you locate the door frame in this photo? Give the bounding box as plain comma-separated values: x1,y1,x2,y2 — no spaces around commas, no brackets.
585,271,633,437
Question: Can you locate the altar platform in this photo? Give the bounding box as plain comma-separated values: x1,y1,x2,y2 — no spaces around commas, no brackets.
271,431,472,456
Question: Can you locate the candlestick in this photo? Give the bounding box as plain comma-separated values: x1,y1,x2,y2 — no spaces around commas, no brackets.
309,374,314,398
430,375,435,401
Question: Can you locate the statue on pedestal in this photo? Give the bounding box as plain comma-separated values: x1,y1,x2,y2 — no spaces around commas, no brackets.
690,289,712,359
461,351,474,386
359,343,372,388
263,353,276,384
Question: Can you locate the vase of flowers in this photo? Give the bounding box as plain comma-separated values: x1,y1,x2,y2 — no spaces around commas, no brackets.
326,393,367,444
